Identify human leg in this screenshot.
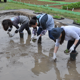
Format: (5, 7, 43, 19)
(67, 40, 80, 60)
(37, 27, 42, 43)
(19, 23, 31, 35)
(65, 39, 80, 53)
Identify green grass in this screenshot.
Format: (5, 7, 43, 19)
(53, 15, 62, 19)
(74, 20, 80, 24)
(0, 2, 80, 24)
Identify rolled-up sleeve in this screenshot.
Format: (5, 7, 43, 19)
(40, 29, 47, 36)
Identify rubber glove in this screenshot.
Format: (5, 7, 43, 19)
(8, 32, 15, 37)
(31, 33, 34, 39)
(36, 35, 40, 42)
(69, 44, 75, 53)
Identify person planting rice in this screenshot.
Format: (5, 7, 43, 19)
(51, 26, 80, 61)
(29, 13, 55, 43)
(2, 15, 31, 38)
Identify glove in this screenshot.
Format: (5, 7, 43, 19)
(36, 35, 40, 42)
(53, 53, 56, 60)
(31, 34, 34, 39)
(31, 34, 37, 42)
(15, 29, 19, 33)
(8, 32, 15, 37)
(69, 44, 75, 53)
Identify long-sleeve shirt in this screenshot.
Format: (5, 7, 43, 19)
(55, 26, 80, 47)
(32, 14, 54, 36)
(37, 14, 54, 30)
(10, 15, 29, 29)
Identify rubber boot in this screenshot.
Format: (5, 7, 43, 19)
(27, 29, 31, 35)
(19, 32, 24, 38)
(38, 36, 42, 44)
(70, 51, 78, 61)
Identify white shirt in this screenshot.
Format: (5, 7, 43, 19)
(55, 26, 80, 47)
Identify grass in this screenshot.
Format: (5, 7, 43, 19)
(74, 20, 80, 24)
(0, 2, 80, 24)
(53, 15, 62, 19)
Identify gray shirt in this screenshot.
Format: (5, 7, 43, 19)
(10, 15, 29, 29)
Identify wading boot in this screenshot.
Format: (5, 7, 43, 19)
(70, 51, 78, 61)
(19, 32, 24, 38)
(27, 30, 31, 35)
(38, 36, 42, 44)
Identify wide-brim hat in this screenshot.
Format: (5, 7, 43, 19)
(50, 28, 63, 39)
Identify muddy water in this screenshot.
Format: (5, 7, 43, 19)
(0, 15, 80, 80)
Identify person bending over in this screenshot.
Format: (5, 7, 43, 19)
(29, 13, 55, 43)
(51, 26, 80, 61)
(2, 15, 31, 37)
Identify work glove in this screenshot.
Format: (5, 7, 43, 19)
(36, 35, 40, 42)
(69, 44, 75, 53)
(31, 34, 34, 39)
(53, 53, 57, 60)
(7, 32, 15, 37)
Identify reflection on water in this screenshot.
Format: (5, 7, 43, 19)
(0, 15, 80, 80)
(31, 44, 62, 80)
(64, 60, 80, 80)
(31, 44, 54, 76)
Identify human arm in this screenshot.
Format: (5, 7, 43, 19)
(11, 17, 19, 29)
(53, 39, 60, 60)
(12, 21, 20, 33)
(40, 29, 47, 36)
(31, 27, 37, 39)
(13, 23, 19, 29)
(32, 27, 37, 35)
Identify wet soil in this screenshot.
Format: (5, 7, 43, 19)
(0, 11, 80, 80)
(14, 0, 56, 5)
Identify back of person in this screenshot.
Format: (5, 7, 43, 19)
(38, 14, 54, 30)
(19, 15, 29, 24)
(61, 26, 80, 40)
(46, 14, 54, 30)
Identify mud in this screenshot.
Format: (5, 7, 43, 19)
(0, 10, 80, 80)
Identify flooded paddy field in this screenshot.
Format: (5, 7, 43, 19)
(0, 12, 80, 80)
